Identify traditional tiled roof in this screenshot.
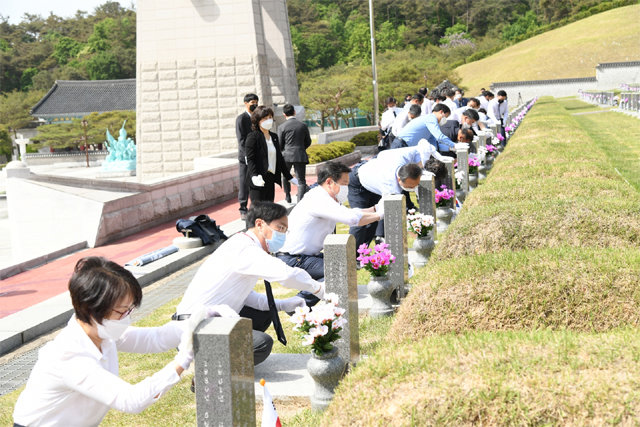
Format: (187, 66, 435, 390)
(31, 79, 136, 119)
(430, 79, 459, 97)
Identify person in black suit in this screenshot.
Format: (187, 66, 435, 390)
(245, 105, 297, 204)
(236, 93, 259, 219)
(278, 103, 312, 203)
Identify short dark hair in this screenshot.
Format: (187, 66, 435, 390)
(418, 87, 428, 96)
(478, 108, 487, 114)
(411, 93, 424, 102)
(445, 89, 455, 98)
(433, 103, 450, 114)
(69, 257, 142, 325)
(468, 98, 480, 108)
(250, 105, 274, 130)
(318, 161, 351, 185)
(246, 202, 287, 228)
(244, 93, 259, 103)
(458, 128, 474, 142)
(408, 104, 422, 118)
(385, 96, 397, 105)
(397, 163, 423, 182)
(425, 158, 447, 179)
(462, 109, 480, 121)
(436, 95, 447, 102)
(485, 91, 494, 98)
(283, 103, 295, 116)
(497, 90, 507, 97)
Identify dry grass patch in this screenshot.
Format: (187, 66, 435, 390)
(320, 329, 640, 425)
(393, 247, 640, 339)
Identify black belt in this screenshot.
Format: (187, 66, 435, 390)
(171, 313, 191, 321)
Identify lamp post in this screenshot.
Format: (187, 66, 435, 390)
(368, 0, 379, 126)
(81, 119, 89, 167)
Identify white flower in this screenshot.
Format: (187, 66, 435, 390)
(332, 317, 347, 330)
(309, 325, 329, 337)
(334, 306, 345, 317)
(455, 170, 465, 186)
(302, 334, 315, 346)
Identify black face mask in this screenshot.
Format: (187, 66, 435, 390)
(249, 104, 257, 112)
(498, 99, 504, 104)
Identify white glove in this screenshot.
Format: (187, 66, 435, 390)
(173, 305, 209, 370)
(276, 296, 306, 313)
(289, 177, 299, 186)
(374, 201, 385, 219)
(174, 339, 194, 370)
(312, 281, 326, 300)
(252, 175, 265, 187)
(206, 304, 239, 318)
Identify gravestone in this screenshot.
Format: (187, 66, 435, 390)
(441, 157, 456, 209)
(455, 143, 470, 199)
(418, 173, 437, 241)
(136, 0, 299, 179)
(383, 195, 408, 300)
(194, 317, 255, 427)
(323, 233, 359, 366)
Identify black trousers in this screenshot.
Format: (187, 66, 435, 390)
(249, 172, 277, 205)
(238, 161, 249, 213)
(347, 163, 382, 254)
(239, 305, 274, 366)
(282, 162, 308, 201)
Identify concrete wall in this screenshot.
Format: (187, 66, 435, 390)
(6, 161, 240, 249)
(491, 78, 597, 102)
(491, 61, 640, 99)
(136, 0, 299, 180)
(23, 151, 109, 166)
(596, 61, 640, 89)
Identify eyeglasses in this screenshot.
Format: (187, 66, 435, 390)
(111, 305, 136, 320)
(267, 223, 289, 234)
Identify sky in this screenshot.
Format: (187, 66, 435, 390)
(1, 0, 136, 24)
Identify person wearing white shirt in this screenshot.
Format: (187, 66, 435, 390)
(487, 90, 509, 138)
(480, 90, 494, 112)
(443, 88, 458, 112)
(276, 162, 384, 305)
(391, 93, 423, 136)
(13, 257, 223, 427)
(348, 152, 423, 251)
(380, 97, 402, 134)
(175, 202, 324, 365)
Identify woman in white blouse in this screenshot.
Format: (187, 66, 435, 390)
(12, 256, 220, 427)
(245, 105, 296, 205)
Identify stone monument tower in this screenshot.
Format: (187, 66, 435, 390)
(136, 0, 299, 179)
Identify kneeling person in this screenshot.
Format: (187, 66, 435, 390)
(277, 161, 383, 305)
(175, 202, 324, 365)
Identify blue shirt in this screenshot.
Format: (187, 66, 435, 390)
(358, 148, 420, 195)
(396, 114, 455, 151)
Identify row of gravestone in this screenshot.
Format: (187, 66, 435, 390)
(618, 92, 640, 113)
(190, 100, 536, 426)
(579, 90, 616, 106)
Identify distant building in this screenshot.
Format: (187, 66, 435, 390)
(31, 79, 136, 124)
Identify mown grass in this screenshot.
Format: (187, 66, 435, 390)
(455, 4, 640, 94)
(301, 96, 640, 425)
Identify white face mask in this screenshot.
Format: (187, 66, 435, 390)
(260, 118, 274, 130)
(96, 316, 131, 341)
(439, 116, 448, 126)
(336, 185, 349, 204)
(400, 185, 417, 192)
(462, 123, 471, 129)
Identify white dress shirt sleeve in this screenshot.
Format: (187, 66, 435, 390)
(314, 202, 363, 227)
(63, 355, 180, 414)
(236, 245, 322, 294)
(243, 290, 270, 311)
(116, 322, 184, 354)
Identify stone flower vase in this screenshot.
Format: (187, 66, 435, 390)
(436, 206, 454, 234)
(478, 164, 487, 181)
(307, 347, 346, 411)
(468, 171, 478, 189)
(368, 274, 395, 317)
(485, 155, 495, 169)
(410, 235, 435, 268)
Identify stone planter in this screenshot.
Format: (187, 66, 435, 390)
(307, 347, 346, 411)
(368, 274, 395, 317)
(455, 188, 467, 203)
(409, 235, 435, 268)
(469, 172, 478, 189)
(436, 206, 454, 234)
(485, 155, 494, 169)
(478, 164, 487, 181)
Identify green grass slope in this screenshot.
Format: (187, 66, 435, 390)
(317, 98, 640, 425)
(456, 4, 640, 95)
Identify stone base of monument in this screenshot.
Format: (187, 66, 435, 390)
(96, 170, 136, 178)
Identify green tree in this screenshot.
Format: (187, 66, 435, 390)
(85, 51, 122, 80)
(20, 67, 39, 90)
(52, 36, 84, 65)
(0, 126, 12, 162)
(0, 89, 45, 137)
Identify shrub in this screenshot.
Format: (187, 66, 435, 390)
(350, 130, 379, 146)
(307, 141, 355, 164)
